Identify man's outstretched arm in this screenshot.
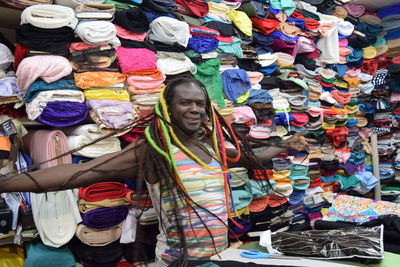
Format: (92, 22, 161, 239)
(227, 132, 313, 169)
(0, 141, 144, 193)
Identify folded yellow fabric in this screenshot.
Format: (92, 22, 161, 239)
(227, 10, 252, 36)
(79, 198, 130, 213)
(84, 89, 130, 101)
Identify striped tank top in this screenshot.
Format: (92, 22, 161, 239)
(146, 144, 228, 267)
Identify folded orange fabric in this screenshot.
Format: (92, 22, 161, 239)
(74, 71, 126, 89)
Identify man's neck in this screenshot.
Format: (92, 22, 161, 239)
(174, 131, 200, 147)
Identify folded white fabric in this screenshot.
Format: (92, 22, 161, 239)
(25, 90, 85, 120)
(257, 53, 278, 67)
(131, 93, 160, 105)
(65, 124, 121, 158)
(21, 4, 78, 29)
(359, 73, 373, 82)
(0, 44, 14, 71)
(148, 17, 190, 47)
(272, 95, 290, 110)
(75, 21, 120, 47)
(55, 0, 105, 9)
(320, 91, 338, 104)
(120, 208, 138, 244)
(359, 82, 375, 94)
(31, 190, 82, 248)
(156, 52, 197, 75)
(335, 20, 354, 37)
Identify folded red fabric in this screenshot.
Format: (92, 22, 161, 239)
(251, 18, 280, 35)
(175, 0, 209, 18)
(79, 182, 127, 202)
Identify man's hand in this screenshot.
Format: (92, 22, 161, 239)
(284, 132, 316, 151)
(230, 240, 243, 249)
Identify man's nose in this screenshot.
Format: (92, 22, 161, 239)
(189, 103, 200, 112)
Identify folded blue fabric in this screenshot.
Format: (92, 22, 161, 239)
(377, 3, 400, 18)
(25, 241, 76, 267)
(26, 79, 80, 103)
(260, 63, 278, 74)
(188, 36, 219, 53)
(275, 112, 294, 125)
(221, 69, 251, 103)
(143, 10, 175, 23)
(346, 46, 363, 62)
(286, 17, 305, 30)
(385, 28, 400, 40)
(289, 190, 305, 205)
(355, 171, 378, 190)
(248, 179, 274, 199)
(231, 185, 253, 210)
(270, 31, 299, 42)
(347, 118, 359, 127)
(252, 31, 275, 46)
(321, 174, 338, 183)
(380, 169, 395, 180)
(247, 89, 273, 104)
(358, 102, 375, 114)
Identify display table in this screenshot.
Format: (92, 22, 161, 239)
(239, 242, 399, 267)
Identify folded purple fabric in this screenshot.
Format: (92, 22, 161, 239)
(81, 206, 128, 229)
(86, 99, 134, 129)
(36, 101, 88, 127)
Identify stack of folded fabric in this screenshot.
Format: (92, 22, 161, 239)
(15, 4, 76, 63)
(126, 69, 165, 118)
(74, 181, 129, 265)
(111, 6, 165, 139)
(14, 5, 88, 126)
(69, 2, 138, 135)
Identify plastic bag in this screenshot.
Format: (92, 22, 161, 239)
(269, 225, 384, 259)
(0, 245, 24, 267)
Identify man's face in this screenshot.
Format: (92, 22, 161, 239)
(169, 82, 207, 138)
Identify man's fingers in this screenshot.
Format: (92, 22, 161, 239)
(293, 131, 308, 137)
(304, 138, 318, 143)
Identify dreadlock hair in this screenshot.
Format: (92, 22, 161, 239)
(0, 77, 286, 266)
(144, 77, 283, 265)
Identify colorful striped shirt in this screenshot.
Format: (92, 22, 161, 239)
(147, 144, 228, 266)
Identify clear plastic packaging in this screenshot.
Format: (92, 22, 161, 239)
(270, 225, 384, 259)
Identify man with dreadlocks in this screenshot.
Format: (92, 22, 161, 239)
(1, 78, 312, 266)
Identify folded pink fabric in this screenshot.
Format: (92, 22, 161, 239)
(25, 130, 71, 169)
(16, 55, 72, 91)
(116, 47, 156, 73)
(69, 42, 109, 53)
(339, 38, 348, 47)
(343, 3, 365, 17)
(115, 24, 146, 42)
(318, 23, 335, 37)
(296, 36, 316, 54)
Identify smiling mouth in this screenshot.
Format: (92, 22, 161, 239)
(186, 118, 201, 124)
